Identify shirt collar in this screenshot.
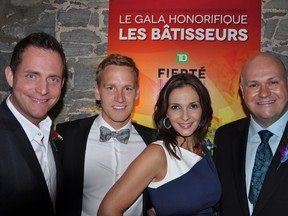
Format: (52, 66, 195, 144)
(250, 110, 288, 138)
(6, 95, 52, 142)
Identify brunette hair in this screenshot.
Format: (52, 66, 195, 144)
(9, 32, 67, 79)
(153, 73, 213, 159)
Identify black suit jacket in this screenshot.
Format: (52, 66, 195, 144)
(56, 115, 156, 216)
(214, 117, 288, 216)
(0, 99, 65, 216)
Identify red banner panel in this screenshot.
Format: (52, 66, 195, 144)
(108, 0, 261, 138)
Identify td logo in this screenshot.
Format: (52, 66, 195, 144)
(176, 52, 188, 64)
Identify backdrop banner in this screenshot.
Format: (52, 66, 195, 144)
(108, 0, 261, 139)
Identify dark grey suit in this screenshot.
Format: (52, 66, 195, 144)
(0, 99, 65, 216)
(56, 115, 156, 216)
(214, 117, 288, 216)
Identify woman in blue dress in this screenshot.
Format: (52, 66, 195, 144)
(98, 73, 221, 216)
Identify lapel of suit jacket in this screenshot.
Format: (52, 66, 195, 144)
(132, 122, 156, 145)
(57, 115, 96, 199)
(14, 127, 51, 188)
(50, 135, 65, 205)
(57, 115, 96, 162)
(54, 115, 97, 215)
(75, 116, 97, 173)
(1, 101, 52, 196)
(252, 121, 288, 216)
(232, 119, 251, 216)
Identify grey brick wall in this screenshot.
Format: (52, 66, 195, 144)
(0, 0, 287, 124)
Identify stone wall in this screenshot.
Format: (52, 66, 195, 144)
(0, 0, 287, 123)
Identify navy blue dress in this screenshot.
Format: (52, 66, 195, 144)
(147, 141, 221, 216)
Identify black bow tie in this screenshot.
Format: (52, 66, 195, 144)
(99, 126, 130, 144)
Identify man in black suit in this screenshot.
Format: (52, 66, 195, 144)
(56, 54, 156, 216)
(0, 32, 67, 215)
(214, 52, 288, 216)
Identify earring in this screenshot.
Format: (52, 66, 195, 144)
(163, 116, 171, 129)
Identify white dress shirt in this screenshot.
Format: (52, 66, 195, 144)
(6, 96, 57, 209)
(246, 111, 288, 215)
(81, 114, 146, 216)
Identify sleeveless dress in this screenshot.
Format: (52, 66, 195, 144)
(147, 141, 221, 216)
